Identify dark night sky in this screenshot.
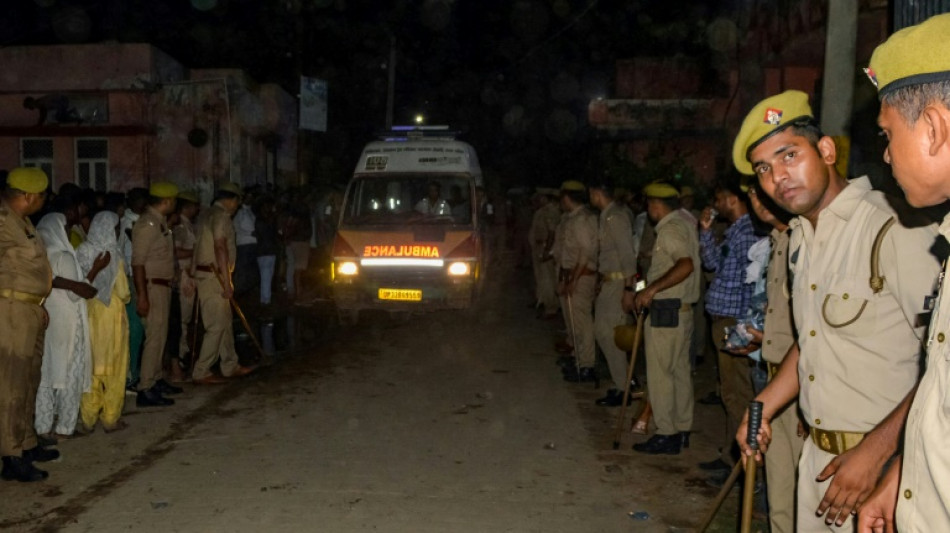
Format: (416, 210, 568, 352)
(3, 0, 737, 187)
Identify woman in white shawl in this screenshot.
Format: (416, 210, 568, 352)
(34, 212, 104, 438)
(77, 211, 131, 432)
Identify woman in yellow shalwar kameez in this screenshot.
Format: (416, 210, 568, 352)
(77, 211, 131, 432)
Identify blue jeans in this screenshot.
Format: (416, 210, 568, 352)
(257, 255, 276, 304)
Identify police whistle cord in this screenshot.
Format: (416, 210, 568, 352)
(696, 400, 763, 533)
(211, 264, 267, 362)
(741, 401, 764, 533)
(612, 310, 645, 450)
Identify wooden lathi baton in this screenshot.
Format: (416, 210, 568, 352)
(211, 264, 266, 362)
(612, 310, 645, 450)
(740, 400, 764, 533)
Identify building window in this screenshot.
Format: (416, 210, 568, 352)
(76, 138, 108, 191)
(20, 138, 54, 181)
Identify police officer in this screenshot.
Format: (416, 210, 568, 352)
(529, 188, 561, 318)
(0, 168, 57, 482)
(172, 191, 200, 373)
(191, 182, 256, 384)
(733, 91, 939, 531)
(856, 14, 950, 533)
(628, 182, 700, 455)
(589, 180, 639, 405)
(132, 182, 181, 407)
(555, 181, 598, 384)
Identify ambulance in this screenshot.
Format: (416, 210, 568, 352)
(330, 127, 485, 324)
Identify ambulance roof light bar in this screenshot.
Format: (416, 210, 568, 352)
(378, 125, 459, 142)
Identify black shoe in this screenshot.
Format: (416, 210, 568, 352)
(562, 367, 599, 386)
(136, 388, 175, 407)
(681, 431, 691, 449)
(595, 389, 638, 407)
(698, 391, 722, 406)
(24, 446, 59, 463)
(698, 457, 731, 473)
(1, 456, 48, 482)
(705, 469, 732, 489)
(556, 355, 576, 369)
(36, 434, 57, 447)
(633, 434, 682, 455)
(155, 379, 183, 395)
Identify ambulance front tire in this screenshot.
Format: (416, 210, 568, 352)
(338, 309, 359, 327)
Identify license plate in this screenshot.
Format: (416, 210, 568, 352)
(378, 288, 422, 301)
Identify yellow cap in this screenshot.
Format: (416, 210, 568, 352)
(149, 181, 179, 198)
(679, 185, 695, 197)
(643, 182, 680, 199)
(7, 167, 49, 194)
(867, 14, 950, 96)
(535, 187, 559, 197)
(217, 182, 243, 197)
(732, 90, 814, 175)
(177, 190, 199, 204)
(560, 180, 586, 192)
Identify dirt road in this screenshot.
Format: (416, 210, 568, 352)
(0, 253, 761, 532)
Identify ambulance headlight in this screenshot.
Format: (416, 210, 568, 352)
(447, 261, 470, 276)
(337, 261, 359, 276)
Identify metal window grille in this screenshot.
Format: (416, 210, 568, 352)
(75, 138, 109, 191)
(20, 138, 54, 181)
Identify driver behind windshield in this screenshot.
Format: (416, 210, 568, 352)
(414, 182, 451, 216)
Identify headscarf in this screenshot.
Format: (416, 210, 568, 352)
(37, 212, 79, 267)
(76, 211, 121, 305)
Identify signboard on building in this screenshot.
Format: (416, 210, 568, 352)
(299, 76, 327, 132)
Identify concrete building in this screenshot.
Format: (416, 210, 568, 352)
(0, 43, 298, 196)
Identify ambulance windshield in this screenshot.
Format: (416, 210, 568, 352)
(343, 174, 474, 226)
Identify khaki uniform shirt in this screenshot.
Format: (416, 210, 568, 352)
(789, 177, 938, 433)
(131, 206, 175, 279)
(556, 206, 597, 270)
(0, 201, 52, 296)
(551, 213, 567, 268)
(193, 202, 237, 274)
(530, 203, 560, 250)
(761, 228, 795, 364)
(598, 201, 637, 277)
(172, 214, 196, 273)
(897, 214, 950, 531)
(647, 209, 700, 303)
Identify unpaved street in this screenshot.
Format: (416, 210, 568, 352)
(0, 254, 762, 532)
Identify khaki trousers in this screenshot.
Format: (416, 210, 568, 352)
(712, 316, 754, 465)
(798, 439, 855, 532)
(192, 275, 240, 379)
(564, 275, 596, 368)
(596, 279, 632, 390)
(0, 299, 45, 457)
(766, 398, 805, 533)
(138, 284, 171, 391)
(645, 309, 694, 435)
(178, 283, 196, 358)
(532, 252, 559, 315)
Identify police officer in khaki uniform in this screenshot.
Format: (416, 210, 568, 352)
(856, 14, 950, 533)
(589, 180, 639, 405)
(529, 188, 561, 318)
(172, 191, 200, 370)
(628, 182, 699, 455)
(555, 181, 598, 383)
(0, 168, 57, 482)
(733, 91, 940, 531)
(132, 182, 181, 407)
(191, 182, 256, 384)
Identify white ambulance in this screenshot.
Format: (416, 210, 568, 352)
(330, 127, 485, 324)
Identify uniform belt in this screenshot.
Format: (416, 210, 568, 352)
(148, 278, 172, 287)
(809, 427, 865, 455)
(195, 265, 214, 273)
(600, 271, 625, 281)
(560, 266, 597, 279)
(766, 362, 780, 381)
(0, 288, 46, 306)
